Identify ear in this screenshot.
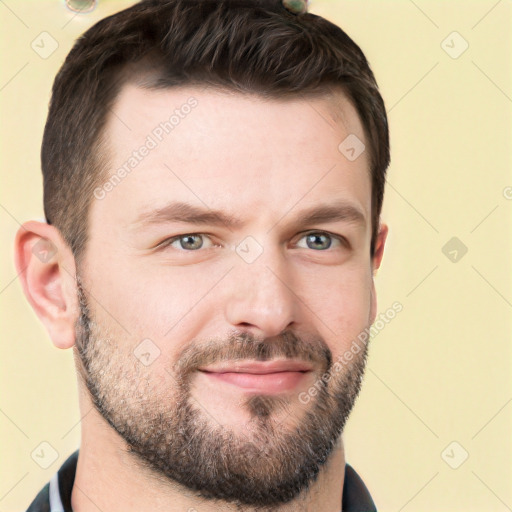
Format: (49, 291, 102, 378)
(369, 223, 388, 325)
(14, 220, 79, 349)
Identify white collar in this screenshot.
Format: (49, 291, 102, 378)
(49, 471, 65, 512)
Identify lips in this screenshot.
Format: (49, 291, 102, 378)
(198, 359, 313, 374)
(198, 359, 313, 393)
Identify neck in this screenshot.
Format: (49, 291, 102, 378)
(72, 391, 345, 512)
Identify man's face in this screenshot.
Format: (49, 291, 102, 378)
(75, 84, 381, 507)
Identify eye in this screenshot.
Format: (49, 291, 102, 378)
(157, 231, 347, 253)
(159, 233, 216, 251)
(296, 231, 346, 251)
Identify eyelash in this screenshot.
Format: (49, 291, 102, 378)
(157, 231, 348, 252)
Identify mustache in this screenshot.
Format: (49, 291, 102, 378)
(173, 330, 332, 381)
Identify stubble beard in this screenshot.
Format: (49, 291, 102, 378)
(73, 279, 369, 510)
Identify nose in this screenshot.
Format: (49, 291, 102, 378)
(224, 246, 298, 339)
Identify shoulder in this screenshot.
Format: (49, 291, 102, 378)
(25, 483, 50, 512)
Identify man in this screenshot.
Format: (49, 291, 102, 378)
(16, 0, 389, 510)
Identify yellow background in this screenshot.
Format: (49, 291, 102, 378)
(1, 1, 511, 510)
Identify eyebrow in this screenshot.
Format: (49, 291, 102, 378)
(132, 200, 366, 232)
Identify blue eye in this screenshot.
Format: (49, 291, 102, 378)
(162, 234, 215, 251)
(296, 231, 344, 251)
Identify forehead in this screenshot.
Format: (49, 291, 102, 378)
(91, 84, 371, 234)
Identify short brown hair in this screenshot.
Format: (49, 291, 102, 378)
(42, 0, 389, 265)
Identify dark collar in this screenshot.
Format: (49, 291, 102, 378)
(27, 450, 376, 512)
(342, 462, 377, 512)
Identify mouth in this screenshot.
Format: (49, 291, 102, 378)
(197, 360, 313, 394)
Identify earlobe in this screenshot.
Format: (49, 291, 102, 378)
(14, 221, 78, 349)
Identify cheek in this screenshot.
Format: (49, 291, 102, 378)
(83, 314, 179, 403)
(303, 264, 373, 356)
(85, 254, 222, 348)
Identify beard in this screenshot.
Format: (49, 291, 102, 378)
(73, 277, 370, 510)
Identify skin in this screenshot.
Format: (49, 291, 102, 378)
(15, 84, 387, 511)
